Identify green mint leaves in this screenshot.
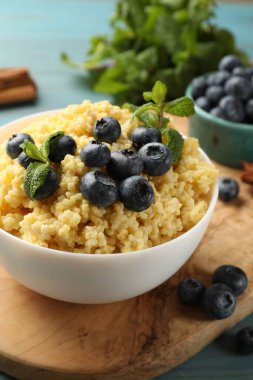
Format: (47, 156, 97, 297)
(130, 80, 194, 165)
(21, 131, 64, 164)
(24, 162, 50, 200)
(21, 131, 64, 200)
(40, 131, 64, 158)
(143, 80, 168, 105)
(164, 97, 195, 116)
(20, 141, 47, 163)
(165, 129, 184, 164)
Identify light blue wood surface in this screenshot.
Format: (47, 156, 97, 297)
(0, 1, 253, 379)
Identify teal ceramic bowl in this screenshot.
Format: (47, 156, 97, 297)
(186, 84, 253, 168)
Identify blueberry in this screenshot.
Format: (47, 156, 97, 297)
(225, 77, 252, 101)
(245, 99, 253, 121)
(18, 152, 36, 169)
(80, 171, 118, 207)
(219, 96, 245, 122)
(138, 142, 173, 176)
(119, 175, 154, 212)
(206, 86, 225, 105)
(212, 265, 248, 297)
(177, 278, 206, 306)
(202, 284, 236, 320)
(106, 149, 143, 181)
(219, 177, 239, 202)
(49, 135, 77, 163)
(207, 71, 230, 86)
(6, 133, 34, 159)
(34, 167, 59, 200)
(195, 96, 211, 112)
(191, 76, 207, 99)
(130, 127, 162, 150)
(236, 327, 253, 354)
(218, 55, 242, 72)
(210, 107, 224, 118)
(232, 67, 253, 80)
(93, 117, 121, 144)
(80, 140, 111, 167)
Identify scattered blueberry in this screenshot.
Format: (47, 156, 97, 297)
(18, 151, 36, 169)
(106, 149, 143, 180)
(177, 278, 206, 305)
(236, 327, 253, 355)
(219, 96, 245, 122)
(191, 76, 208, 99)
(212, 265, 248, 297)
(6, 133, 34, 159)
(80, 170, 118, 207)
(245, 99, 253, 121)
(195, 96, 211, 112)
(225, 77, 252, 101)
(138, 142, 173, 176)
(119, 175, 154, 212)
(219, 177, 239, 202)
(49, 134, 77, 163)
(208, 71, 230, 86)
(80, 140, 111, 167)
(130, 127, 162, 150)
(206, 86, 225, 105)
(202, 283, 236, 320)
(218, 55, 242, 72)
(34, 167, 59, 200)
(210, 107, 224, 118)
(93, 117, 121, 144)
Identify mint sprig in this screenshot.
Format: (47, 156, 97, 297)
(20, 131, 64, 200)
(24, 162, 50, 200)
(130, 80, 195, 165)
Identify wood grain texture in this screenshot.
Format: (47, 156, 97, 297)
(0, 2, 253, 379)
(0, 117, 252, 380)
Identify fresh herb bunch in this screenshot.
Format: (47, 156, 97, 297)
(127, 80, 195, 164)
(61, 0, 247, 105)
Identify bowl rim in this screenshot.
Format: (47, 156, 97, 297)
(0, 110, 219, 259)
(186, 82, 253, 132)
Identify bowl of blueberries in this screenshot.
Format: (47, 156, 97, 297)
(186, 55, 253, 168)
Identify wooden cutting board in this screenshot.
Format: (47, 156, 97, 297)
(0, 118, 252, 380)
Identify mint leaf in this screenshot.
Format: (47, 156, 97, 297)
(164, 97, 195, 117)
(143, 91, 152, 102)
(40, 131, 64, 159)
(166, 128, 184, 165)
(133, 103, 159, 119)
(151, 80, 168, 105)
(138, 111, 158, 128)
(122, 103, 138, 112)
(24, 162, 50, 200)
(20, 141, 47, 163)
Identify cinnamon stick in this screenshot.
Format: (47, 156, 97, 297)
(0, 85, 36, 106)
(0, 67, 37, 106)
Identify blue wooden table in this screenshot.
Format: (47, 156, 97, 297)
(0, 1, 253, 379)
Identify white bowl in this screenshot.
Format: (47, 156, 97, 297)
(0, 111, 218, 304)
